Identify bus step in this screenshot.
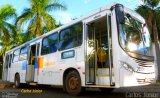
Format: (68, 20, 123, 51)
(29, 82, 37, 86)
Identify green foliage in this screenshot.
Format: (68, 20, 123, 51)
(16, 0, 66, 41)
(0, 4, 16, 21)
(143, 0, 160, 8)
(0, 5, 20, 57)
(136, 0, 160, 41)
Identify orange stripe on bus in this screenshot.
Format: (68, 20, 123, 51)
(37, 57, 44, 75)
(38, 57, 44, 68)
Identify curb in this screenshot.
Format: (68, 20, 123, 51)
(0, 80, 13, 90)
(0, 84, 5, 90)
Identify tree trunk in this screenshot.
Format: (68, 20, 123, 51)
(153, 20, 160, 81)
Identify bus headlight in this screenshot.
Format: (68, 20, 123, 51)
(127, 42, 137, 51)
(121, 61, 135, 72)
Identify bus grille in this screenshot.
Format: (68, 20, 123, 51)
(133, 58, 153, 67)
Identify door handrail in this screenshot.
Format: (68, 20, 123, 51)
(86, 40, 98, 63)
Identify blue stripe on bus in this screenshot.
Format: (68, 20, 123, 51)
(22, 61, 27, 70)
(35, 59, 38, 69)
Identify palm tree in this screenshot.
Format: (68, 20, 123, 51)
(0, 4, 18, 57)
(16, 0, 66, 41)
(136, 0, 160, 80)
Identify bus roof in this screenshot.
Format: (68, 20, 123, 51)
(6, 37, 41, 54)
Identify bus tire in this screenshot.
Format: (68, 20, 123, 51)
(14, 74, 20, 88)
(65, 71, 84, 96)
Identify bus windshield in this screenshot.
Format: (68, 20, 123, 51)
(119, 14, 153, 56)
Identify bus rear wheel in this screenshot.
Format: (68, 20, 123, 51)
(65, 71, 84, 96)
(14, 74, 20, 88)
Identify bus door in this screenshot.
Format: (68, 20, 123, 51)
(3, 53, 12, 81)
(85, 22, 97, 84)
(26, 43, 39, 82)
(85, 13, 114, 86)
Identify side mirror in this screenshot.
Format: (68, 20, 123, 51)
(115, 4, 125, 24)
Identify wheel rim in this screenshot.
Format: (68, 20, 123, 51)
(15, 80, 18, 86)
(15, 76, 19, 87)
(68, 76, 79, 90)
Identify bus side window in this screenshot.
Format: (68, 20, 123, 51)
(59, 22, 83, 51)
(5, 55, 9, 68)
(37, 43, 40, 56)
(41, 32, 58, 55)
(19, 46, 28, 60)
(9, 54, 12, 68)
(13, 49, 20, 62)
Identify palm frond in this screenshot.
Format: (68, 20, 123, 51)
(16, 8, 33, 24)
(3, 21, 17, 34)
(16, 8, 33, 32)
(136, 5, 152, 18)
(0, 4, 17, 21)
(45, 0, 67, 12)
(15, 0, 67, 40)
(43, 12, 56, 30)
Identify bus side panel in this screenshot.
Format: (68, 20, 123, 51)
(61, 61, 86, 86)
(37, 46, 85, 86)
(37, 52, 62, 85)
(10, 62, 18, 82)
(10, 60, 27, 83)
(58, 46, 85, 86)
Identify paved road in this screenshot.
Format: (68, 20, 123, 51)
(0, 84, 160, 98)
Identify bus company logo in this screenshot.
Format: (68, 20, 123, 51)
(45, 60, 56, 67)
(1, 92, 18, 98)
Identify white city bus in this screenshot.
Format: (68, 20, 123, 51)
(2, 3, 156, 95)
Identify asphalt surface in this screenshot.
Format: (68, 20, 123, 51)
(0, 83, 160, 98)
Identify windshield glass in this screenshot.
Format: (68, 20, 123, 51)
(119, 14, 153, 56)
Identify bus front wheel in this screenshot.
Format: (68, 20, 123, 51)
(65, 71, 84, 96)
(14, 74, 20, 88)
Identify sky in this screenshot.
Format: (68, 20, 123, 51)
(0, 0, 142, 24)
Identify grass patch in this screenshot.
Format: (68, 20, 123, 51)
(156, 80, 160, 83)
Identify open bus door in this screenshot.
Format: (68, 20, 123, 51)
(3, 53, 12, 81)
(85, 14, 114, 86)
(26, 43, 40, 82)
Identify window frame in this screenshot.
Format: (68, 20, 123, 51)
(41, 32, 59, 55)
(4, 54, 9, 68)
(12, 48, 20, 63)
(19, 46, 28, 61)
(61, 50, 75, 59)
(59, 22, 83, 51)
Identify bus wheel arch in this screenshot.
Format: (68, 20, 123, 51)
(14, 73, 20, 88)
(63, 68, 84, 96)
